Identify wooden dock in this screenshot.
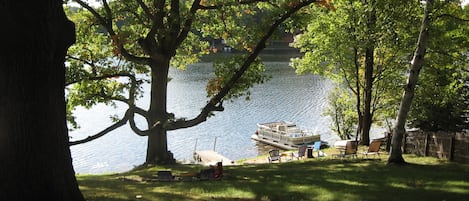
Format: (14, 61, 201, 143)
(193, 150, 234, 166)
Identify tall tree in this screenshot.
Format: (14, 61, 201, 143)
(291, 0, 417, 144)
(388, 0, 469, 164)
(67, 0, 319, 164)
(0, 0, 84, 200)
(388, 0, 431, 164)
(408, 2, 469, 132)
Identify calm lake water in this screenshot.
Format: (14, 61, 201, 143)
(70, 61, 340, 174)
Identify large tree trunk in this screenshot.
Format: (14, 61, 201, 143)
(361, 46, 374, 145)
(0, 1, 84, 200)
(388, 0, 432, 165)
(360, 1, 376, 146)
(146, 59, 175, 164)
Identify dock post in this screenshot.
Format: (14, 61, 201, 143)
(194, 138, 198, 153)
(213, 137, 218, 151)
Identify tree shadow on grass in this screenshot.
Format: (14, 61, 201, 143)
(78, 159, 469, 201)
(221, 159, 469, 201)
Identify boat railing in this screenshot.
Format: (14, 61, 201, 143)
(255, 123, 321, 147)
(259, 127, 317, 141)
(258, 128, 283, 141)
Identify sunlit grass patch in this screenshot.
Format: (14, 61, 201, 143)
(77, 154, 469, 201)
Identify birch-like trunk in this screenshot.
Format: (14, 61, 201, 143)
(388, 0, 432, 164)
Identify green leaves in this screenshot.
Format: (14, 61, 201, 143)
(208, 55, 270, 101)
(291, 0, 422, 137)
(405, 1, 469, 132)
(323, 86, 357, 140)
(65, 0, 319, 138)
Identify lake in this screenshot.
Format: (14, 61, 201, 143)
(70, 61, 340, 174)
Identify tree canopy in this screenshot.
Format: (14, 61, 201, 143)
(290, 0, 420, 144)
(407, 2, 469, 132)
(291, 0, 469, 145)
(66, 0, 323, 163)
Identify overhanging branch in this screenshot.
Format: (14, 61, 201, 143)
(67, 71, 150, 143)
(198, 0, 270, 9)
(69, 111, 129, 146)
(65, 72, 136, 86)
(166, 0, 318, 131)
(73, 0, 151, 65)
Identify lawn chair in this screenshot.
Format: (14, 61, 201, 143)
(343, 140, 358, 158)
(333, 140, 358, 159)
(268, 149, 281, 163)
(291, 145, 307, 160)
(361, 140, 382, 159)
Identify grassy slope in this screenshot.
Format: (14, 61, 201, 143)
(77, 154, 469, 201)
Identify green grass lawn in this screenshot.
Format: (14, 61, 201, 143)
(77, 154, 469, 201)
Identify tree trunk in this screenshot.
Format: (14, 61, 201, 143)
(0, 1, 84, 200)
(388, 0, 432, 165)
(360, 1, 376, 146)
(353, 48, 363, 142)
(361, 46, 374, 146)
(145, 59, 175, 164)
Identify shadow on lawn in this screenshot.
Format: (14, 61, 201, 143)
(219, 159, 469, 201)
(78, 159, 469, 201)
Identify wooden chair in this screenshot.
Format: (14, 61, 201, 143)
(291, 145, 308, 160)
(333, 140, 358, 159)
(362, 140, 382, 159)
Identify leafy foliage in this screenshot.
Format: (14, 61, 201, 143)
(323, 86, 357, 140)
(290, 0, 419, 139)
(410, 67, 468, 131)
(65, 0, 319, 163)
(407, 2, 469, 132)
(208, 56, 269, 101)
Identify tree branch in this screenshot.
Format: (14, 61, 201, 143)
(175, 0, 201, 48)
(70, 0, 318, 137)
(435, 13, 469, 22)
(66, 55, 96, 70)
(166, 0, 318, 130)
(73, 0, 152, 65)
(166, 0, 181, 54)
(147, 0, 165, 40)
(69, 111, 129, 145)
(68, 71, 149, 143)
(102, 0, 113, 26)
(74, 0, 108, 26)
(128, 105, 151, 136)
(121, 7, 148, 25)
(66, 72, 135, 86)
(198, 0, 270, 9)
(135, 0, 155, 19)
